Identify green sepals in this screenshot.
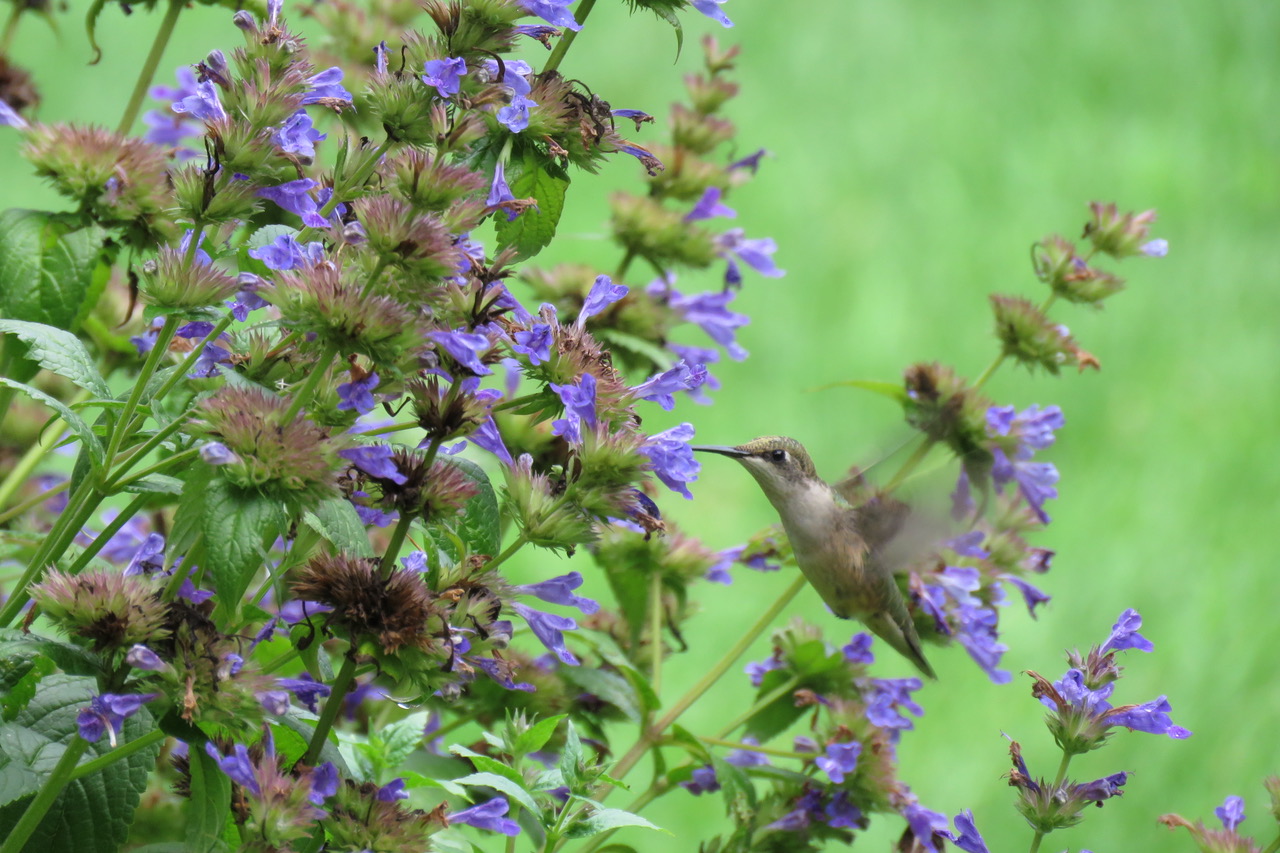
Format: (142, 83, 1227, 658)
(138, 247, 240, 312)
(991, 294, 1097, 375)
(557, 719, 587, 792)
(1082, 201, 1159, 259)
(171, 163, 263, 227)
(365, 74, 440, 148)
(901, 362, 993, 481)
(610, 192, 718, 270)
(1032, 234, 1125, 304)
(670, 104, 734, 154)
(494, 150, 570, 260)
(501, 457, 597, 553)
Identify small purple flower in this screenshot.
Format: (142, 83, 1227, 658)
(430, 329, 494, 375)
(498, 94, 535, 133)
(1215, 795, 1246, 831)
(578, 275, 629, 326)
(0, 99, 29, 129)
(481, 59, 533, 97)
(715, 228, 783, 286)
(171, 80, 226, 121)
(725, 736, 769, 767)
(745, 653, 782, 687)
(302, 67, 352, 104)
(666, 287, 750, 360)
(125, 645, 167, 671)
(728, 148, 767, 173)
(902, 799, 949, 853)
(272, 110, 325, 162)
(280, 599, 334, 624)
(204, 742, 261, 795)
(310, 762, 339, 803)
(815, 741, 861, 784)
(954, 601, 1012, 684)
(941, 810, 990, 853)
(631, 361, 709, 410)
(248, 233, 325, 270)
(469, 417, 513, 466)
(78, 693, 159, 746)
(684, 186, 736, 222)
(278, 673, 331, 713)
(945, 530, 989, 559)
(423, 57, 467, 98)
(487, 161, 519, 221)
(517, 571, 600, 615)
(1100, 607, 1154, 654)
(680, 765, 720, 795)
(865, 678, 925, 732)
(512, 323, 553, 364)
(257, 178, 328, 228)
(448, 797, 521, 835)
(691, 0, 733, 27)
(517, 0, 582, 31)
(340, 444, 408, 485)
(825, 790, 864, 828)
(514, 24, 562, 46)
(1141, 238, 1169, 258)
(550, 372, 598, 444)
(1107, 696, 1192, 739)
(1077, 771, 1128, 802)
(1002, 575, 1051, 617)
(842, 632, 875, 665)
(512, 603, 579, 665)
(377, 778, 409, 801)
(337, 372, 379, 414)
(123, 532, 166, 576)
(258, 690, 291, 715)
(640, 422, 700, 499)
(200, 441, 239, 466)
(765, 786, 825, 831)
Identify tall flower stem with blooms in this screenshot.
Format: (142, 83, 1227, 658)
(115, 0, 187, 134)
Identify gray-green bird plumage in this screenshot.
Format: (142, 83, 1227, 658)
(694, 436, 936, 679)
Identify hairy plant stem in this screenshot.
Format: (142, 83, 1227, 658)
(598, 573, 809, 800)
(105, 314, 181, 469)
(305, 653, 358, 765)
(115, 0, 185, 134)
(378, 510, 415, 577)
(68, 727, 166, 781)
(540, 0, 598, 75)
(485, 533, 528, 572)
(1028, 750, 1075, 853)
(0, 736, 90, 853)
(281, 341, 340, 423)
(715, 674, 802, 739)
(150, 311, 236, 404)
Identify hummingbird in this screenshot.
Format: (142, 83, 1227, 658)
(694, 436, 937, 679)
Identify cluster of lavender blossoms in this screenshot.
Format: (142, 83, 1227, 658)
(0, 0, 1198, 851)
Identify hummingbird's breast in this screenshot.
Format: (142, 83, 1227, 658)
(772, 484, 876, 620)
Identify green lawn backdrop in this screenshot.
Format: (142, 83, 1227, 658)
(1, 0, 1277, 850)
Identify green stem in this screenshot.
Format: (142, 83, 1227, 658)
(356, 421, 418, 437)
(698, 736, 809, 760)
(150, 312, 235, 404)
(541, 0, 598, 75)
(0, 483, 104, 627)
(64, 493, 151, 577)
(485, 534, 528, 572)
(0, 390, 89, 511)
(281, 341, 340, 423)
(1029, 750, 1075, 853)
(68, 728, 166, 781)
(304, 653, 357, 765)
(105, 315, 180, 471)
(601, 573, 809, 796)
(115, 0, 185, 134)
(0, 478, 68, 525)
(883, 437, 935, 493)
(162, 533, 204, 602)
(295, 137, 397, 243)
(0, 0, 22, 55)
(0, 736, 90, 853)
(714, 675, 802, 739)
(106, 445, 200, 494)
(378, 510, 415, 577)
(1263, 836, 1280, 853)
(648, 571, 664, 696)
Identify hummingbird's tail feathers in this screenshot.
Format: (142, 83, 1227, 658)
(863, 611, 937, 681)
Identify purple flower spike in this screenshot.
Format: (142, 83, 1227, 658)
(517, 571, 600, 615)
(340, 444, 408, 484)
(1216, 795, 1246, 831)
(448, 797, 522, 835)
(512, 603, 579, 665)
(423, 57, 467, 98)
(815, 741, 861, 784)
(1101, 608, 1154, 653)
(248, 233, 325, 271)
(691, 0, 733, 27)
(517, 0, 582, 31)
(941, 810, 990, 853)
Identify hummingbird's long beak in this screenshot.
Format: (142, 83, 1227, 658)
(691, 445, 750, 458)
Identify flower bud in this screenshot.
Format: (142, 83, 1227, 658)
(138, 247, 240, 311)
(1082, 202, 1161, 259)
(610, 192, 717, 269)
(31, 570, 170, 651)
(990, 295, 1098, 374)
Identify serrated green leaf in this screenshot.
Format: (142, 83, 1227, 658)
(0, 210, 108, 334)
(493, 152, 569, 260)
(0, 320, 110, 398)
(0, 726, 43, 806)
(378, 714, 428, 769)
(170, 460, 214, 555)
(303, 498, 373, 558)
(186, 744, 233, 853)
(563, 807, 667, 839)
(0, 674, 160, 853)
(274, 714, 346, 773)
(454, 771, 540, 815)
(0, 651, 55, 722)
(0, 377, 105, 471)
(425, 457, 500, 562)
(557, 720, 585, 790)
(201, 477, 286, 619)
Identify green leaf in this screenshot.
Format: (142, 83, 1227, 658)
(186, 744, 233, 853)
(454, 771, 540, 815)
(201, 477, 286, 619)
(513, 713, 567, 756)
(170, 460, 214, 556)
(396, 770, 466, 798)
(0, 320, 111, 398)
(0, 377, 106, 471)
(0, 650, 56, 723)
(0, 210, 108, 333)
(425, 457, 500, 562)
(563, 807, 667, 839)
(303, 498, 374, 558)
(560, 666, 643, 723)
(0, 674, 161, 853)
(449, 745, 526, 788)
(648, 6, 684, 60)
(493, 151, 569, 260)
(377, 714, 429, 769)
(808, 378, 908, 404)
(557, 720, 585, 790)
(118, 474, 186, 497)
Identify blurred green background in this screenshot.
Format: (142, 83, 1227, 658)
(2, 0, 1278, 850)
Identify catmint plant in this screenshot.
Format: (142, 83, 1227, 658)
(0, 0, 1224, 852)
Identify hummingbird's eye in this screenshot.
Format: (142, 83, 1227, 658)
(769, 448, 787, 463)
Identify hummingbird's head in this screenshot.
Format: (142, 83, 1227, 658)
(693, 436, 819, 504)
